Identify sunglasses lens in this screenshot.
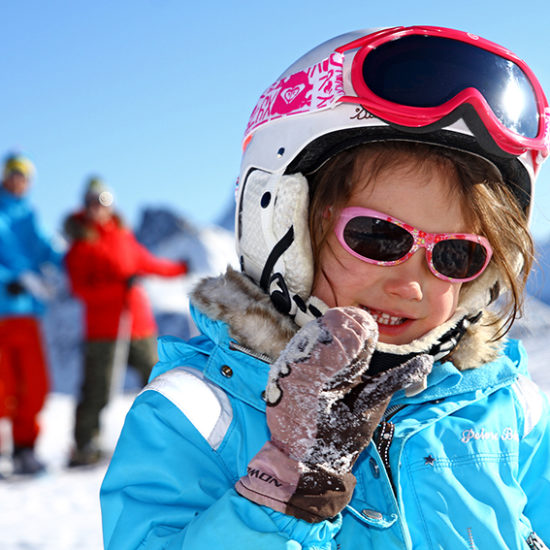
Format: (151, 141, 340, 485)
(362, 35, 539, 138)
(343, 217, 414, 261)
(432, 239, 488, 279)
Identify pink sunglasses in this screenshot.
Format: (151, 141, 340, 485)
(334, 207, 493, 283)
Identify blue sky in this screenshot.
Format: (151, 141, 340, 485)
(3, 0, 550, 242)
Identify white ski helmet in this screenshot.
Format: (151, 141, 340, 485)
(236, 25, 550, 325)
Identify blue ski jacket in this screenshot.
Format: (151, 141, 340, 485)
(0, 187, 63, 316)
(101, 303, 550, 550)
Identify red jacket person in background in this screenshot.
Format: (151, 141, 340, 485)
(64, 177, 188, 466)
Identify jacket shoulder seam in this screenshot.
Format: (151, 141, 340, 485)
(142, 366, 233, 450)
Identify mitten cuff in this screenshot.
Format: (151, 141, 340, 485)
(235, 441, 356, 523)
(235, 441, 302, 515)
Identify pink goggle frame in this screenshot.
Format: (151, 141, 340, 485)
(337, 26, 550, 157)
(334, 207, 493, 283)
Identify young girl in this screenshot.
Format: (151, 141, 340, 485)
(100, 26, 550, 549)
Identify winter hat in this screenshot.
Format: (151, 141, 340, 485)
(84, 176, 114, 207)
(3, 154, 35, 180)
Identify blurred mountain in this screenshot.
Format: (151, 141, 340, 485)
(134, 207, 197, 249)
(526, 240, 550, 304)
(216, 193, 236, 232)
(509, 293, 550, 390)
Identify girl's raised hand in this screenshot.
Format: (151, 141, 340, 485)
(236, 307, 432, 522)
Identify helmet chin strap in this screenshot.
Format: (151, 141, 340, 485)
(266, 269, 330, 326)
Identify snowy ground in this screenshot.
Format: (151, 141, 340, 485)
(0, 393, 135, 550)
(1, 343, 549, 550)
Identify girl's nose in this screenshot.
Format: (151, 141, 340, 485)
(382, 250, 427, 301)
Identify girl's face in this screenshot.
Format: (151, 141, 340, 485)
(312, 160, 468, 345)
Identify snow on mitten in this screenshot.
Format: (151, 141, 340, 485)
(235, 306, 433, 523)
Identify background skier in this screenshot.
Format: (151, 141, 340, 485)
(64, 177, 189, 466)
(0, 153, 63, 475)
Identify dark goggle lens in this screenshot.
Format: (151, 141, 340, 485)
(432, 239, 488, 279)
(362, 35, 539, 138)
(343, 216, 414, 261)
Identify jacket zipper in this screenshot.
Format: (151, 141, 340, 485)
(376, 421, 395, 484)
(375, 405, 406, 490)
(228, 341, 272, 364)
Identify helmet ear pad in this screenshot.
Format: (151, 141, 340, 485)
(237, 170, 325, 324)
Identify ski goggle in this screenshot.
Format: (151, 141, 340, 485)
(334, 207, 493, 283)
(336, 26, 550, 157)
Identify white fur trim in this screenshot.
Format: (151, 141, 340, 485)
(142, 367, 233, 450)
(191, 267, 297, 360)
(238, 170, 314, 310)
(512, 374, 545, 437)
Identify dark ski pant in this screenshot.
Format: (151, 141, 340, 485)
(74, 337, 157, 450)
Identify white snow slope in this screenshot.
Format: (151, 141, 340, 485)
(0, 395, 133, 550)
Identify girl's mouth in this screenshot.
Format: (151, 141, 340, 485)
(360, 306, 408, 327)
(359, 306, 417, 343)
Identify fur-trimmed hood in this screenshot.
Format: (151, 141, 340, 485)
(191, 266, 505, 370)
(191, 267, 297, 360)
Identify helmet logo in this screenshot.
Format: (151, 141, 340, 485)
(244, 52, 345, 144)
(281, 83, 307, 105)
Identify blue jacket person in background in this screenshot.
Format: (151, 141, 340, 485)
(0, 153, 63, 475)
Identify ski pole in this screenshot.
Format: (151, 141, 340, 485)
(108, 299, 132, 403)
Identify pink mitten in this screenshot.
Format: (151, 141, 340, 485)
(235, 306, 432, 522)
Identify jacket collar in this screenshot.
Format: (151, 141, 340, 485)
(190, 267, 297, 361)
(187, 302, 271, 411)
(391, 339, 523, 407)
